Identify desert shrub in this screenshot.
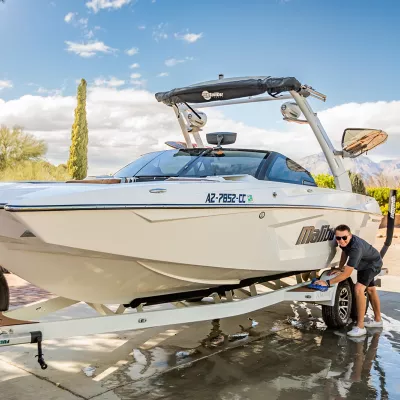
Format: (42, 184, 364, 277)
(0, 160, 70, 181)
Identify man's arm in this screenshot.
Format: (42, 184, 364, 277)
(327, 250, 347, 275)
(314, 265, 354, 286)
(338, 251, 347, 271)
(328, 265, 354, 285)
(328, 247, 362, 284)
(315, 248, 361, 286)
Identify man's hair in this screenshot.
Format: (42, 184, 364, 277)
(335, 224, 351, 233)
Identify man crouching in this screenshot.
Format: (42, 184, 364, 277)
(314, 224, 383, 337)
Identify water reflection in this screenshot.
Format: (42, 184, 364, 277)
(110, 319, 400, 400)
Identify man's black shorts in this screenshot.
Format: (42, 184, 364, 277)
(357, 267, 381, 287)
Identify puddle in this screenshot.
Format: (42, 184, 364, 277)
(100, 316, 263, 393)
(110, 322, 400, 400)
(99, 298, 400, 399)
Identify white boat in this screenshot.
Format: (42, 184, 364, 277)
(0, 76, 387, 305)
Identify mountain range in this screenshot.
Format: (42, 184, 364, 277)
(298, 153, 400, 187)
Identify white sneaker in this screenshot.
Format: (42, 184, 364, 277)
(347, 327, 367, 337)
(364, 320, 383, 328)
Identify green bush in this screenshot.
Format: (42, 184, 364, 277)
(313, 174, 336, 189)
(313, 174, 399, 214)
(366, 187, 400, 215)
(0, 160, 70, 181)
(313, 172, 366, 193)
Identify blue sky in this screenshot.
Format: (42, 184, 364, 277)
(1, 0, 399, 104)
(0, 0, 399, 173)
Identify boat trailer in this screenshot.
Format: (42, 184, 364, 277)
(0, 190, 396, 369)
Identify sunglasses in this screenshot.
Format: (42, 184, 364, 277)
(335, 236, 348, 241)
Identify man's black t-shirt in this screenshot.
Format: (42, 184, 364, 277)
(339, 235, 383, 271)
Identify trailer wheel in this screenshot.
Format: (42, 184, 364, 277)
(0, 272, 10, 312)
(322, 280, 352, 328)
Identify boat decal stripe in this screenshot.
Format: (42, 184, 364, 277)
(3, 203, 382, 216)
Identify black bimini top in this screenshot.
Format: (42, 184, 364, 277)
(155, 76, 302, 105)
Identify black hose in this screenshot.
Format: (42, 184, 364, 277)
(380, 189, 397, 258)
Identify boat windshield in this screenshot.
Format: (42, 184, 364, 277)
(114, 149, 270, 179)
(113, 148, 316, 186)
(180, 149, 269, 177)
(114, 150, 167, 178)
(133, 149, 206, 177)
(132, 149, 269, 178)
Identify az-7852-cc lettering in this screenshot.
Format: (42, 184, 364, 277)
(205, 193, 252, 204)
(296, 225, 335, 245)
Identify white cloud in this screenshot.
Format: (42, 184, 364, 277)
(152, 23, 168, 41)
(164, 57, 193, 67)
(37, 87, 63, 96)
(65, 12, 93, 40)
(86, 30, 95, 39)
(174, 32, 203, 43)
(129, 63, 140, 69)
(157, 72, 169, 77)
(153, 32, 168, 41)
(64, 13, 88, 29)
(130, 73, 141, 79)
(0, 80, 13, 90)
(0, 90, 398, 176)
(94, 77, 125, 87)
(86, 0, 131, 13)
(138, 25, 146, 30)
(303, 101, 400, 161)
(78, 17, 89, 29)
(130, 79, 146, 88)
(64, 12, 76, 23)
(65, 41, 116, 57)
(125, 47, 139, 56)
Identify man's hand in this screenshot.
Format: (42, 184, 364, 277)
(313, 280, 328, 286)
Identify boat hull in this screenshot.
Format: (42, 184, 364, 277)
(0, 206, 380, 304)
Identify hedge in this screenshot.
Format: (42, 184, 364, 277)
(366, 187, 400, 215)
(313, 174, 399, 214)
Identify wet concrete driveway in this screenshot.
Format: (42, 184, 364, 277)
(1, 280, 399, 400)
(96, 298, 399, 400)
(112, 325, 399, 400)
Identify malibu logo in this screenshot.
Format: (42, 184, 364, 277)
(296, 225, 334, 245)
(201, 90, 223, 101)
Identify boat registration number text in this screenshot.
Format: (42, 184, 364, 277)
(205, 193, 253, 204)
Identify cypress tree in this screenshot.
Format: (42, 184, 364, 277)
(349, 171, 366, 195)
(67, 78, 88, 180)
